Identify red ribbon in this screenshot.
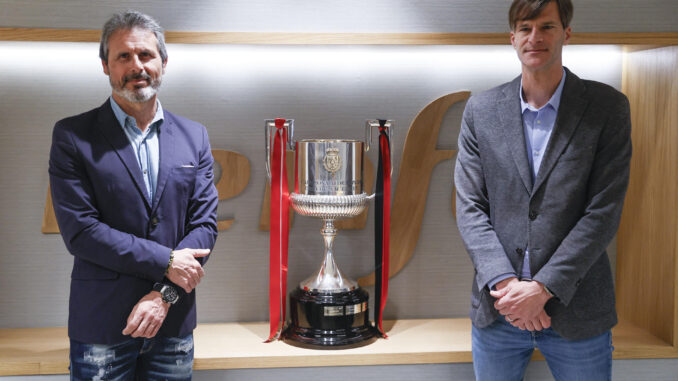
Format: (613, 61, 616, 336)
(266, 118, 290, 342)
(375, 123, 391, 337)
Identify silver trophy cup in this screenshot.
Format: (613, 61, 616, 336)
(292, 139, 368, 293)
(287, 139, 376, 348)
(266, 119, 393, 348)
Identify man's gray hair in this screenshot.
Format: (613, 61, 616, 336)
(99, 10, 168, 64)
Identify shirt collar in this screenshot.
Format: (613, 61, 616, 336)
(109, 96, 164, 133)
(520, 68, 567, 113)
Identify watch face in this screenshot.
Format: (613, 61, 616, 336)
(162, 285, 179, 304)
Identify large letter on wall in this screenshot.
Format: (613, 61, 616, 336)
(212, 149, 250, 231)
(42, 188, 59, 233)
(358, 91, 470, 286)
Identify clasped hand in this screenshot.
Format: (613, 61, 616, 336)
(122, 291, 168, 338)
(166, 248, 210, 293)
(490, 277, 552, 331)
(122, 248, 210, 338)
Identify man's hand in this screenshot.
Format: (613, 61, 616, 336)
(122, 292, 169, 338)
(490, 280, 552, 324)
(508, 309, 552, 331)
(494, 276, 519, 291)
(491, 277, 550, 330)
(166, 248, 210, 293)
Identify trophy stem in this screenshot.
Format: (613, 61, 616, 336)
(320, 219, 341, 286)
(321, 219, 337, 252)
(299, 219, 357, 292)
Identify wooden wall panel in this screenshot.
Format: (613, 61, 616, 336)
(2, 28, 678, 45)
(618, 46, 678, 346)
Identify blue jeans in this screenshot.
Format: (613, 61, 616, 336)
(69, 334, 194, 381)
(472, 316, 612, 381)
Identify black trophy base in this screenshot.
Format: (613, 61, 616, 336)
(283, 286, 378, 349)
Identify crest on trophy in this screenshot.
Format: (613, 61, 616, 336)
(322, 148, 342, 174)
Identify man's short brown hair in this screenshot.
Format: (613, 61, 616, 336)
(509, 0, 573, 31)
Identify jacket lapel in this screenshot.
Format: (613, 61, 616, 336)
(532, 69, 589, 194)
(152, 115, 174, 212)
(498, 76, 533, 194)
(97, 100, 152, 209)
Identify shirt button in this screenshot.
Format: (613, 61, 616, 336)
(143, 169, 148, 174)
(529, 211, 538, 220)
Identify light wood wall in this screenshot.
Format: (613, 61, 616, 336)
(2, 28, 678, 45)
(618, 45, 678, 346)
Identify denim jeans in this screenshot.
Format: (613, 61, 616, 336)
(69, 334, 194, 381)
(472, 316, 612, 381)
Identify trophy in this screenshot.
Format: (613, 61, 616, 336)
(265, 118, 393, 349)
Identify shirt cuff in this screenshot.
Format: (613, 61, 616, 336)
(488, 273, 517, 291)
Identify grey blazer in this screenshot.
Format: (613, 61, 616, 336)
(454, 68, 632, 340)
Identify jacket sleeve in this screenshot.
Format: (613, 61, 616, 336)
(173, 125, 219, 265)
(533, 95, 632, 305)
(49, 121, 170, 282)
(454, 98, 516, 291)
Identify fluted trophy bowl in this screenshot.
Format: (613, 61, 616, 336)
(290, 193, 368, 220)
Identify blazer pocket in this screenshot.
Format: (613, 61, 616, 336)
(171, 165, 197, 194)
(71, 260, 120, 280)
(558, 144, 595, 163)
(558, 154, 586, 163)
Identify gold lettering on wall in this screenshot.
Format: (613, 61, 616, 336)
(357, 91, 469, 286)
(212, 150, 251, 231)
(41, 187, 59, 234)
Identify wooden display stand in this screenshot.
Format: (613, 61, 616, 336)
(0, 29, 677, 376)
(617, 45, 678, 350)
(1, 318, 677, 376)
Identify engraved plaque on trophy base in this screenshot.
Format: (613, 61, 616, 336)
(283, 287, 377, 349)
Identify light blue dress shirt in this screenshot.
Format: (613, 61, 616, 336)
(519, 69, 566, 280)
(110, 97, 164, 202)
(489, 69, 567, 289)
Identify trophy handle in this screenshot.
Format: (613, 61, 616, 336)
(265, 119, 295, 180)
(365, 119, 394, 177)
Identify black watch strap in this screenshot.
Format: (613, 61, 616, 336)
(153, 282, 179, 304)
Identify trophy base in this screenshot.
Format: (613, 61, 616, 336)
(283, 287, 378, 349)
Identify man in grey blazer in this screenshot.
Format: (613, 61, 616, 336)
(454, 0, 631, 379)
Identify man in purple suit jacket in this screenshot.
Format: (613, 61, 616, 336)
(49, 10, 218, 380)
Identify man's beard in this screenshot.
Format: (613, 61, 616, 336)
(111, 72, 162, 103)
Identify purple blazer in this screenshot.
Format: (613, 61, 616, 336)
(49, 99, 218, 344)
